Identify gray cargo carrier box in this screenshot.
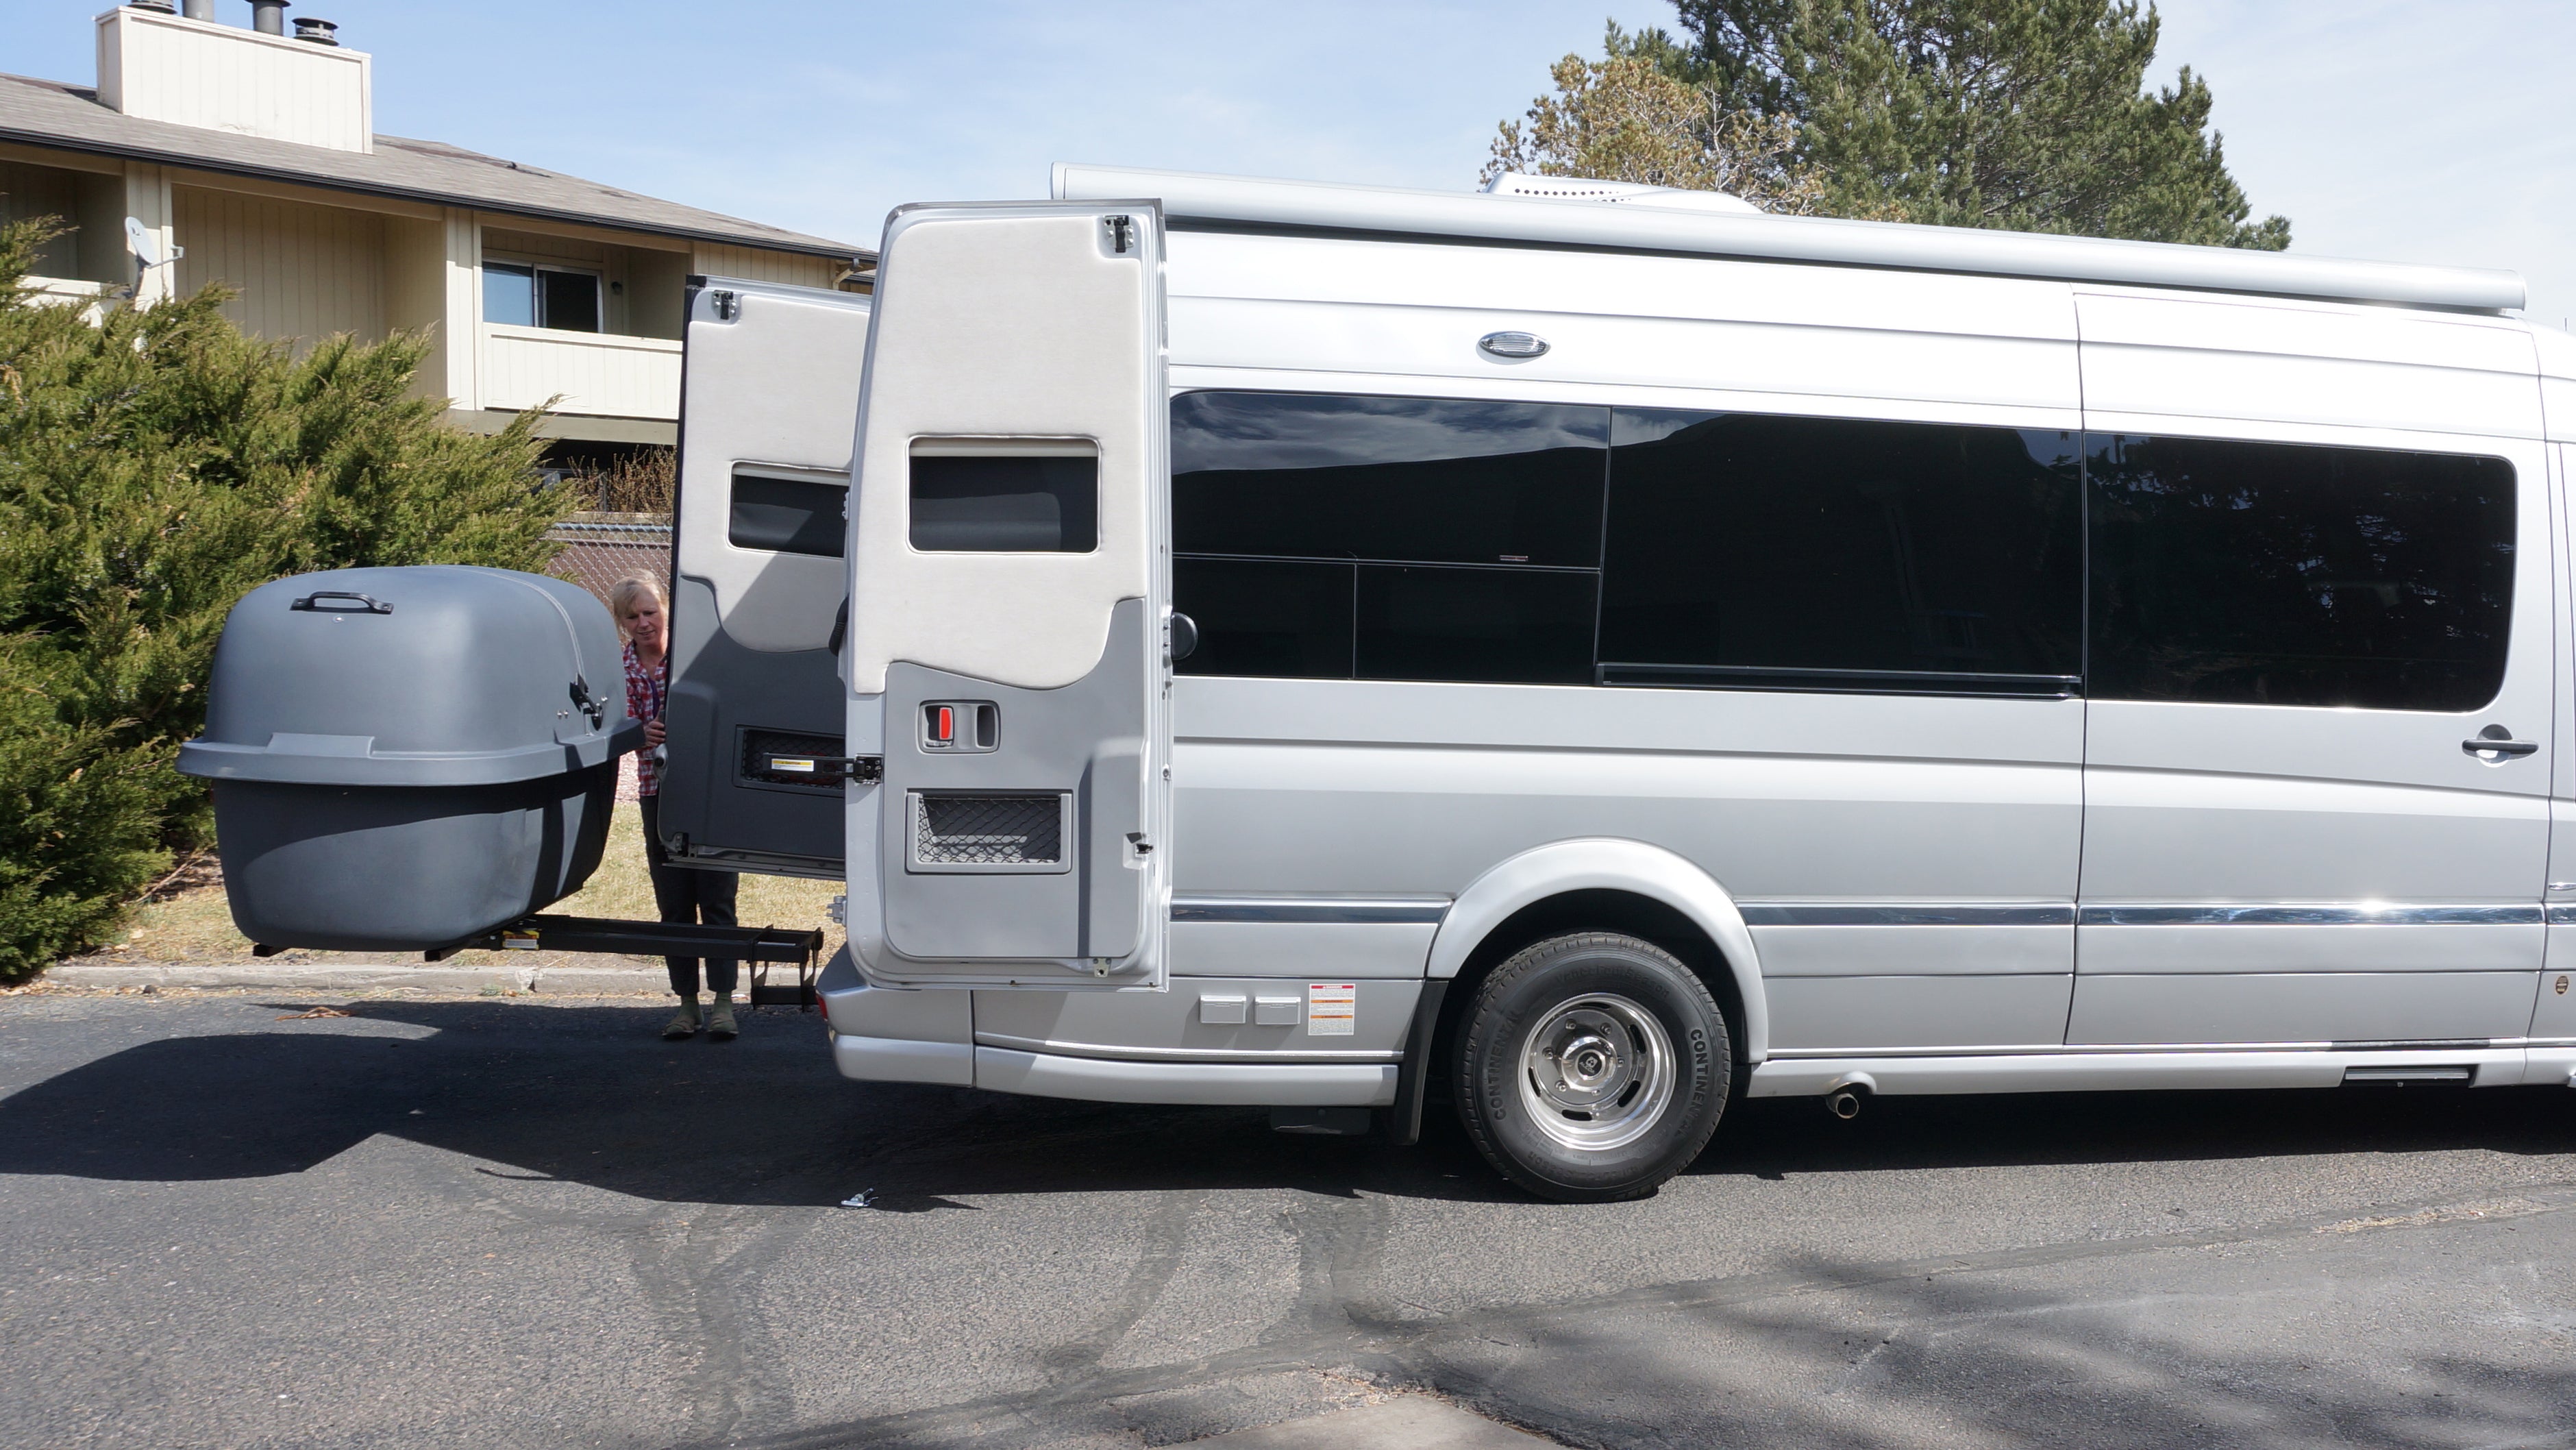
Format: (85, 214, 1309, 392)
(178, 566, 644, 951)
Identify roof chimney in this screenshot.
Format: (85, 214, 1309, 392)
(179, 1, 214, 19)
(95, 3, 373, 153)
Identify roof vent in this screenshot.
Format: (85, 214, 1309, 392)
(125, 1, 177, 12)
(294, 17, 338, 45)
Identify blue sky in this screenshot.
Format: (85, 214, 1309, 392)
(14, 2, 2575, 323)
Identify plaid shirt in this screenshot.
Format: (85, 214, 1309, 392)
(623, 641, 668, 797)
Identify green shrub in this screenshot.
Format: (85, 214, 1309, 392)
(0, 217, 575, 978)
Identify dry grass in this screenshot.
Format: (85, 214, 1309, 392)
(88, 805, 842, 969)
(576, 447, 675, 517)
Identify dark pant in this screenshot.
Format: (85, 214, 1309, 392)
(638, 795, 740, 998)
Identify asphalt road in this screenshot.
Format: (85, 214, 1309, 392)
(8, 991, 2576, 1450)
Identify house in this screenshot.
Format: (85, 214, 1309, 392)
(0, 1, 873, 454)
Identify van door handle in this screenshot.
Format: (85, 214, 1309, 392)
(2464, 727, 2539, 760)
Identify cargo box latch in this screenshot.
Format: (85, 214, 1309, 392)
(754, 750, 883, 785)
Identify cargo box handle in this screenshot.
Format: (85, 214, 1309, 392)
(290, 590, 393, 615)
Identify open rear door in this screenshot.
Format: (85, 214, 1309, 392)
(842, 202, 1170, 990)
(659, 277, 871, 878)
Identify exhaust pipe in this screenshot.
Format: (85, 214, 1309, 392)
(1826, 1088, 1864, 1120)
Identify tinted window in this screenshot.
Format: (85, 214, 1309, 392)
(1357, 567, 1596, 685)
(1600, 411, 2081, 693)
(1173, 392, 1609, 685)
(1172, 392, 1607, 566)
(1174, 558, 1353, 678)
(538, 267, 600, 333)
(728, 472, 846, 557)
(2088, 434, 2514, 711)
(911, 455, 1098, 552)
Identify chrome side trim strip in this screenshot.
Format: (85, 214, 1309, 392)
(973, 1031, 1402, 1064)
(1172, 895, 1450, 925)
(1747, 1047, 2532, 1098)
(1767, 1037, 2516, 1060)
(2082, 902, 2542, 926)
(1739, 902, 2073, 927)
(2547, 905, 2576, 926)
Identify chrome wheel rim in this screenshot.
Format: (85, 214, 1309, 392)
(1516, 992, 1674, 1152)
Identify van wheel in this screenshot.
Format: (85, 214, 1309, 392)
(1454, 932, 1729, 1203)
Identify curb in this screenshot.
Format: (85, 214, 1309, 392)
(42, 961, 676, 996)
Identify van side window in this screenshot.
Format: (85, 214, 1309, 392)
(1598, 411, 2083, 694)
(2087, 435, 2514, 711)
(1172, 392, 1607, 683)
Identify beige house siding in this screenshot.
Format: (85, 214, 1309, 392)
(174, 184, 384, 345)
(0, 157, 83, 276)
(692, 241, 841, 290)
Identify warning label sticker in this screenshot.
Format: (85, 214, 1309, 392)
(1306, 983, 1357, 1036)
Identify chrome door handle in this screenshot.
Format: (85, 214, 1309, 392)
(2464, 726, 2539, 760)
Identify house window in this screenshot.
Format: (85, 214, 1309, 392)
(482, 261, 602, 333)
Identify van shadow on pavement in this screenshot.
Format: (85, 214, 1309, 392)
(2, 998, 2571, 1209)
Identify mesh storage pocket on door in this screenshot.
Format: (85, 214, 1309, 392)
(909, 791, 1069, 872)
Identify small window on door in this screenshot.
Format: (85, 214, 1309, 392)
(909, 453, 1098, 552)
(728, 471, 847, 557)
(482, 261, 602, 333)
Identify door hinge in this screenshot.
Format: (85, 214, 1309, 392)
(709, 288, 739, 322)
(1101, 214, 1135, 256)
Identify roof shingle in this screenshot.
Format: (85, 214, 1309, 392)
(0, 71, 868, 262)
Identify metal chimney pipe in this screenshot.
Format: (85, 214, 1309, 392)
(181, 0, 215, 19)
(250, 0, 288, 36)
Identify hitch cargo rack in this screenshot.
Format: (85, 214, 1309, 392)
(423, 916, 828, 1008)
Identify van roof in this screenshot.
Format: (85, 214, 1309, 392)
(1052, 164, 2525, 315)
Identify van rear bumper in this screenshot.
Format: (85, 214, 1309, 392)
(828, 1032, 1396, 1105)
(971, 1047, 1396, 1106)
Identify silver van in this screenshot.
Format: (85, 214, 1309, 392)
(654, 167, 2576, 1201)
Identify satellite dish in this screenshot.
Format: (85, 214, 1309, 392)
(123, 217, 183, 271)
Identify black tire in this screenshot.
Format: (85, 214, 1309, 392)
(1453, 932, 1731, 1203)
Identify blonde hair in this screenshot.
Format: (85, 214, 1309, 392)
(608, 574, 668, 636)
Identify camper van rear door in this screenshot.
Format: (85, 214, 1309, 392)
(845, 203, 1170, 990)
(662, 279, 873, 881)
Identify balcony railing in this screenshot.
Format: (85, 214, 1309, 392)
(479, 323, 682, 419)
(18, 275, 114, 323)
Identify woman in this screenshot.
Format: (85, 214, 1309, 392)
(610, 574, 743, 1042)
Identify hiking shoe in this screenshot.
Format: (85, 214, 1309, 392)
(707, 998, 738, 1041)
(662, 998, 702, 1040)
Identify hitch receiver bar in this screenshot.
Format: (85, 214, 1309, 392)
(425, 915, 829, 1008)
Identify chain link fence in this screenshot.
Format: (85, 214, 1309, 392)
(547, 517, 671, 611)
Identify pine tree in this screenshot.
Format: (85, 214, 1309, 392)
(1596, 1, 2290, 247)
(0, 217, 571, 978)
(1487, 52, 1828, 214)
